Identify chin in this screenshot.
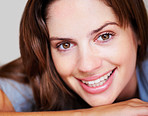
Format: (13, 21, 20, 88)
(85, 96, 115, 107)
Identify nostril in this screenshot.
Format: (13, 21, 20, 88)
(77, 58, 102, 73)
(77, 46, 102, 73)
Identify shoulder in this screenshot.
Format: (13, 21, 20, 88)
(0, 78, 35, 112)
(0, 89, 14, 111)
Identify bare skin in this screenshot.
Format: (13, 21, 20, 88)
(0, 0, 148, 115)
(0, 90, 14, 112)
(0, 90, 148, 116)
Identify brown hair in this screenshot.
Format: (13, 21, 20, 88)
(103, 0, 148, 64)
(0, 0, 148, 111)
(0, 58, 28, 83)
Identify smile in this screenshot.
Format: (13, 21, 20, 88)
(81, 70, 113, 87)
(79, 68, 116, 94)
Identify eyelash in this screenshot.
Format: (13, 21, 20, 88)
(55, 32, 115, 51)
(94, 32, 115, 43)
(56, 41, 75, 51)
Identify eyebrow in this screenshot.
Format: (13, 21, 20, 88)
(50, 37, 73, 41)
(50, 22, 118, 41)
(90, 22, 119, 35)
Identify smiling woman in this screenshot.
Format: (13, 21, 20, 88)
(0, 0, 148, 115)
(49, 0, 139, 107)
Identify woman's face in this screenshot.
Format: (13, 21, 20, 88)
(48, 0, 138, 106)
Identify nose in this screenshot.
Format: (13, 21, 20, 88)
(77, 46, 102, 73)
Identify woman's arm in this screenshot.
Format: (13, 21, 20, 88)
(85, 99, 148, 116)
(0, 99, 148, 116)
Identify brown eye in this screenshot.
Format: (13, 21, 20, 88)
(62, 42, 71, 49)
(56, 41, 75, 51)
(96, 33, 113, 42)
(100, 34, 110, 40)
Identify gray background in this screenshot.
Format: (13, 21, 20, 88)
(0, 0, 148, 65)
(0, 0, 27, 65)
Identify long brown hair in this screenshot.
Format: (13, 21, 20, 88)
(0, 0, 148, 111)
(0, 58, 28, 83)
(19, 0, 90, 110)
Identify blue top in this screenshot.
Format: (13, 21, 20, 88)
(0, 78, 35, 112)
(136, 56, 148, 102)
(0, 58, 147, 112)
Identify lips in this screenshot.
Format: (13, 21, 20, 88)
(79, 68, 116, 94)
(82, 70, 113, 87)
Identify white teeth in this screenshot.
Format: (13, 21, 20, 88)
(92, 84, 96, 87)
(102, 80, 106, 84)
(88, 81, 94, 85)
(82, 80, 86, 83)
(107, 71, 112, 76)
(100, 81, 104, 85)
(95, 79, 100, 83)
(100, 77, 104, 81)
(96, 83, 100, 86)
(104, 75, 108, 80)
(81, 70, 113, 87)
(88, 84, 93, 87)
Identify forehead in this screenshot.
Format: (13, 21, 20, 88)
(49, 0, 102, 17)
(47, 0, 118, 37)
(48, 0, 114, 19)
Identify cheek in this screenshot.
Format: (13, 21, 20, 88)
(105, 31, 137, 69)
(110, 43, 137, 65)
(51, 51, 76, 77)
(107, 36, 138, 81)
